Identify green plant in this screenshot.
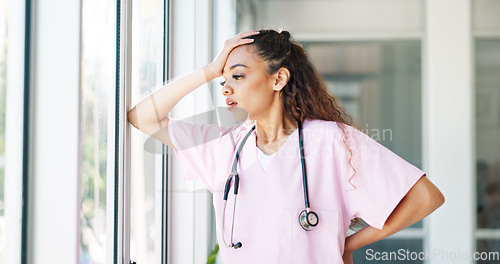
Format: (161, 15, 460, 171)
(206, 244, 219, 264)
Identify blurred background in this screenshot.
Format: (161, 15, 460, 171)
(0, 0, 499, 263)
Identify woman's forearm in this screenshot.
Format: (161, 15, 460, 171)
(128, 65, 217, 129)
(344, 176, 444, 254)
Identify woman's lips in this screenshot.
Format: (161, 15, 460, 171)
(228, 102, 238, 110)
(226, 98, 238, 109)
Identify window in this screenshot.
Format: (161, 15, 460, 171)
(303, 40, 423, 263)
(80, 0, 116, 263)
(129, 0, 166, 262)
(303, 41, 422, 169)
(0, 0, 483, 262)
(475, 39, 500, 261)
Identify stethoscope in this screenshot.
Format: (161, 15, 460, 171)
(221, 120, 319, 250)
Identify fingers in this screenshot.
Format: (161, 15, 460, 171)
(237, 30, 261, 39)
(234, 37, 254, 46)
(226, 30, 260, 48)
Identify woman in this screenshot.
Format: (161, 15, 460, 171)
(128, 29, 444, 263)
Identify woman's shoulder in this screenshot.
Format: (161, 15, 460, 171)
(304, 118, 367, 144)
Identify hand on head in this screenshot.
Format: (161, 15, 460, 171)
(205, 30, 260, 80)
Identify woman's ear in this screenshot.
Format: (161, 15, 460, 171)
(273, 67, 290, 91)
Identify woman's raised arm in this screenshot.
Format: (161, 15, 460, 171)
(127, 30, 259, 147)
(127, 66, 213, 148)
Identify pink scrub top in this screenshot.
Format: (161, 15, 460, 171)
(168, 118, 425, 264)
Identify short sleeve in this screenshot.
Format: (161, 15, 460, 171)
(344, 126, 425, 230)
(168, 118, 233, 191)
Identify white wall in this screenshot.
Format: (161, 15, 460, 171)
(251, 0, 425, 40)
(473, 0, 500, 36)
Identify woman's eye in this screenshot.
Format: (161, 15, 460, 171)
(220, 75, 242, 86)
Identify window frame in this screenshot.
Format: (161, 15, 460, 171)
(4, 0, 29, 263)
(119, 0, 171, 263)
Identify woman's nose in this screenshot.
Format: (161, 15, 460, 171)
(221, 85, 233, 96)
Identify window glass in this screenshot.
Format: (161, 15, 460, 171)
(303, 41, 423, 236)
(303, 41, 422, 171)
(80, 0, 115, 263)
(130, 0, 165, 263)
(0, 0, 8, 261)
(476, 39, 500, 256)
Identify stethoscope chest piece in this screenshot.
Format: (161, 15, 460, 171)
(299, 209, 319, 231)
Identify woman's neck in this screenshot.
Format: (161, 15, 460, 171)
(253, 111, 298, 155)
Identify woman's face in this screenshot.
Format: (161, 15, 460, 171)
(221, 45, 278, 121)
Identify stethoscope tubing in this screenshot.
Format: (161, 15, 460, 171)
(231, 125, 256, 176)
(222, 124, 255, 248)
(221, 120, 317, 249)
(298, 120, 311, 210)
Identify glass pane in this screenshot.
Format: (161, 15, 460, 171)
(80, 0, 115, 263)
(130, 0, 165, 263)
(353, 239, 423, 263)
(303, 41, 423, 231)
(476, 39, 500, 230)
(304, 41, 422, 168)
(0, 0, 8, 261)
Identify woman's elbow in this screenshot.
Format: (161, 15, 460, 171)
(413, 176, 445, 212)
(127, 107, 139, 128)
(425, 182, 445, 212)
(430, 189, 445, 210)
